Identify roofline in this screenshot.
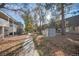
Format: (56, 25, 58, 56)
(65, 15, 79, 20)
(0, 10, 17, 23)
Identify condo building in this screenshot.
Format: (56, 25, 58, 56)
(0, 9, 24, 39)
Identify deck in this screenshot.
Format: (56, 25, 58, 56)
(0, 35, 39, 56)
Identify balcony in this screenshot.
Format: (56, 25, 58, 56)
(0, 18, 9, 27)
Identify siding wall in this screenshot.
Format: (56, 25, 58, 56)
(42, 28, 56, 37)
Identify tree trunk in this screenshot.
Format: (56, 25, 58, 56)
(61, 3, 65, 35)
(39, 19, 42, 34)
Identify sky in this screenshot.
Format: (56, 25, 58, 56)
(65, 3, 79, 18)
(0, 3, 37, 28)
(23, 3, 79, 25)
(0, 4, 36, 26)
(0, 8, 24, 25)
(1, 3, 79, 26)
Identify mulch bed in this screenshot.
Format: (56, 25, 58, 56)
(35, 34, 79, 56)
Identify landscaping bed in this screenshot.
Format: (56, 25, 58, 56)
(34, 34, 79, 56)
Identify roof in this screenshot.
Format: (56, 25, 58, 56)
(0, 9, 16, 22)
(0, 8, 24, 25)
(66, 15, 79, 26)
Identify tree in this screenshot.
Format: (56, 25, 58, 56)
(60, 3, 72, 35)
(61, 3, 65, 35)
(22, 10, 33, 33)
(44, 3, 72, 35)
(34, 4, 45, 34)
(0, 3, 73, 35)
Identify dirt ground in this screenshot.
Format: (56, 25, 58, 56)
(35, 34, 79, 56)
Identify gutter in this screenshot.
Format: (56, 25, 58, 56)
(0, 9, 17, 23)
